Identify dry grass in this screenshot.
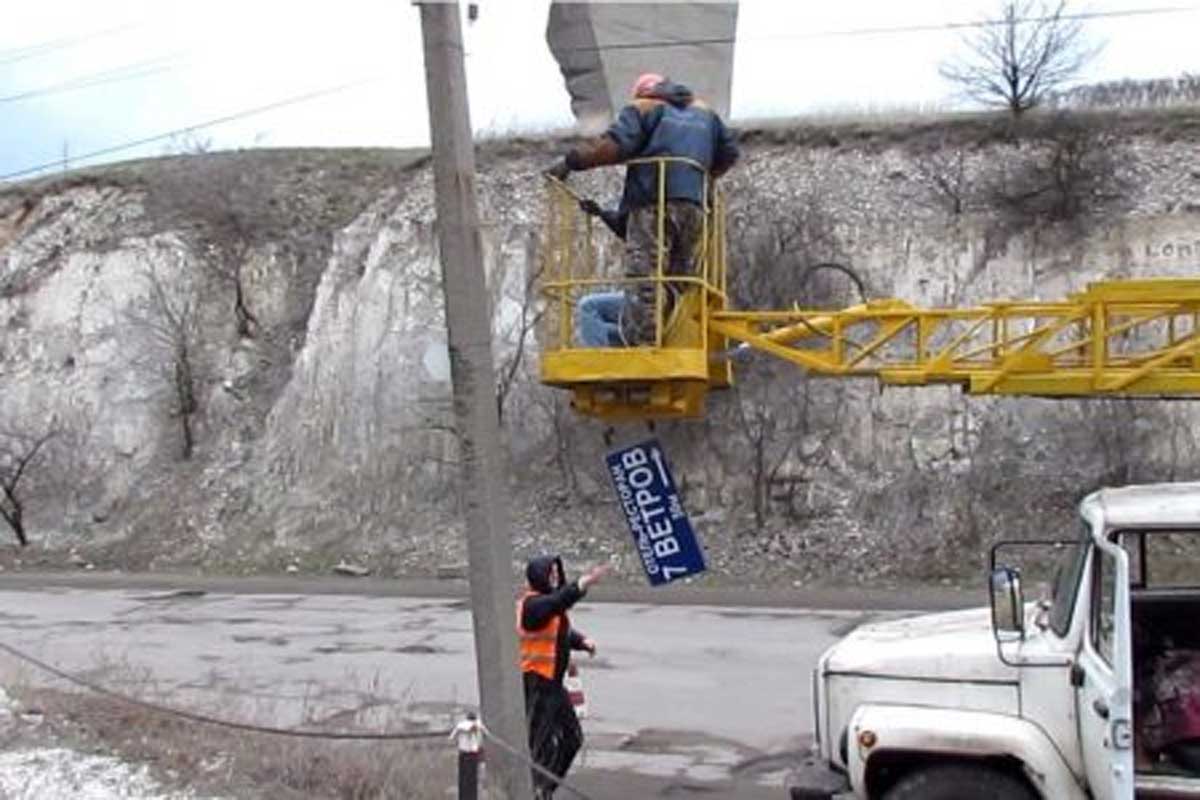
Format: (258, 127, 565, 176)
(7, 671, 458, 800)
(469, 104, 1200, 162)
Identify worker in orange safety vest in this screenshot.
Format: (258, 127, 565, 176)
(516, 555, 608, 799)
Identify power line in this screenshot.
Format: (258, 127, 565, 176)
(0, 638, 593, 795)
(0, 77, 382, 182)
(0, 23, 140, 66)
(554, 5, 1198, 53)
(0, 639, 452, 740)
(0, 56, 179, 104)
(3, 3, 1192, 180)
(4, 5, 1184, 107)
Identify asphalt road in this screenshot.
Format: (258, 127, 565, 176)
(0, 575, 977, 798)
(0, 570, 979, 609)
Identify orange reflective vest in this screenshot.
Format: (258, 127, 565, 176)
(516, 590, 562, 680)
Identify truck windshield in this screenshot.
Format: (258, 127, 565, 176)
(1048, 535, 1089, 636)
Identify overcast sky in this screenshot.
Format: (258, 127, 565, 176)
(2, 0, 1198, 182)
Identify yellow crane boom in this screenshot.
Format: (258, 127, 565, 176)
(712, 280, 1200, 396)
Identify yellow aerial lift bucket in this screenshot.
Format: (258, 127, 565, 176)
(538, 158, 731, 420)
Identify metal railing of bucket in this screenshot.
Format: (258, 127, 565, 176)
(537, 155, 724, 419)
(540, 156, 726, 356)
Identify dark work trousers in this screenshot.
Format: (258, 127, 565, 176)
(524, 671, 583, 798)
(622, 200, 704, 344)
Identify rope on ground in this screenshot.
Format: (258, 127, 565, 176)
(0, 640, 452, 741)
(479, 722, 598, 800)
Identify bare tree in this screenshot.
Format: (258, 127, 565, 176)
(0, 429, 56, 545)
(714, 193, 858, 531)
(939, 0, 1100, 117)
(726, 357, 850, 534)
(525, 385, 582, 495)
(145, 154, 291, 339)
(727, 194, 847, 310)
(912, 142, 972, 216)
(494, 247, 546, 426)
(125, 256, 203, 460)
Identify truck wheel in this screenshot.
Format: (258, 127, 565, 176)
(883, 764, 1037, 800)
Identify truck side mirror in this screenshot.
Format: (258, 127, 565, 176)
(990, 566, 1025, 642)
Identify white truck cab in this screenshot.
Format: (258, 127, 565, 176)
(789, 482, 1200, 800)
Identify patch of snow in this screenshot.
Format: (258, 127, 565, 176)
(0, 748, 197, 800)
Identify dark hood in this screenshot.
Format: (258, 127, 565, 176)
(647, 80, 694, 109)
(526, 554, 564, 593)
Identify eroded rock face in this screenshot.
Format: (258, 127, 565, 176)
(1, 126, 1198, 581)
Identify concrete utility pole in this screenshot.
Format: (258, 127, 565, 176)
(416, 3, 535, 799)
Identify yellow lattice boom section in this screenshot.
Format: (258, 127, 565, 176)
(711, 279, 1200, 397)
(537, 162, 1200, 421)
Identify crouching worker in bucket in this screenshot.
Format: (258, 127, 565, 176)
(517, 555, 608, 799)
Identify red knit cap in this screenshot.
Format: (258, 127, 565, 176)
(631, 72, 665, 98)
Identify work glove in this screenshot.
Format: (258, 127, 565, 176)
(579, 199, 602, 216)
(544, 159, 571, 181)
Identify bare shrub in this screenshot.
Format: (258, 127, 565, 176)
(123, 251, 204, 460)
(493, 230, 545, 426)
(524, 386, 584, 498)
(983, 113, 1124, 228)
(911, 141, 973, 216)
(727, 192, 852, 310)
(144, 152, 303, 339)
(939, 0, 1101, 117)
(0, 429, 56, 546)
(716, 199, 855, 531)
(724, 364, 846, 532)
(1049, 73, 1200, 110)
(863, 395, 1178, 583)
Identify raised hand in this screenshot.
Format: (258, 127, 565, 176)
(579, 564, 610, 591)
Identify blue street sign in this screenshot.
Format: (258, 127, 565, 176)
(605, 439, 706, 586)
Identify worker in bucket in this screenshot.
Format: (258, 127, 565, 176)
(517, 555, 608, 798)
(547, 72, 739, 345)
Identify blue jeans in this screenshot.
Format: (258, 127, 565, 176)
(576, 291, 627, 347)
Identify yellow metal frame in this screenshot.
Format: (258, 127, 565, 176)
(539, 159, 1200, 421)
(710, 279, 1200, 396)
(539, 158, 729, 419)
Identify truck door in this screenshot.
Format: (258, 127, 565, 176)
(1075, 538, 1135, 800)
